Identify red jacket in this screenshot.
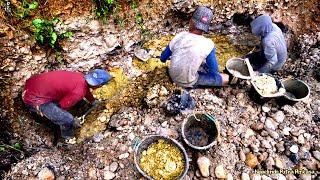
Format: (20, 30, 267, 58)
(23, 71, 95, 110)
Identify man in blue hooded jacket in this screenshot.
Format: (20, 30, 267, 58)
(247, 15, 287, 73)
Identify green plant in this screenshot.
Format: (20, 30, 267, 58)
(32, 18, 73, 48)
(55, 52, 64, 64)
(115, 15, 125, 28)
(94, 0, 116, 20)
(0, 142, 23, 153)
(134, 12, 150, 40)
(16, 0, 38, 19)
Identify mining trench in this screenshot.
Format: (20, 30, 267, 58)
(0, 0, 320, 179)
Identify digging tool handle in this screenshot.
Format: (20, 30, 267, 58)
(245, 58, 255, 79)
(83, 101, 101, 118)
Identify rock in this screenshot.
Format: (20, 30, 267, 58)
(134, 48, 151, 62)
(289, 154, 299, 164)
(275, 157, 284, 169)
(268, 130, 279, 139)
(299, 174, 312, 180)
(109, 162, 118, 172)
(246, 153, 259, 168)
(88, 167, 97, 179)
(197, 156, 210, 177)
(262, 106, 270, 112)
(303, 133, 311, 140)
(215, 165, 226, 179)
(118, 153, 129, 159)
(161, 121, 168, 127)
(312, 150, 320, 161)
(264, 118, 277, 130)
(258, 152, 269, 162)
(38, 167, 55, 180)
(195, 169, 201, 177)
(297, 135, 305, 144)
(251, 122, 264, 131)
(251, 174, 262, 180)
(272, 111, 285, 123)
(261, 140, 272, 149)
(241, 173, 250, 180)
(93, 133, 104, 143)
(286, 174, 297, 180)
(128, 132, 135, 141)
(276, 143, 285, 152)
(227, 173, 233, 180)
(261, 175, 272, 180)
(290, 145, 299, 154)
(265, 157, 275, 169)
(274, 174, 286, 180)
(104, 171, 115, 180)
(159, 128, 179, 139)
(239, 150, 246, 162)
(159, 86, 168, 96)
(283, 127, 291, 135)
(245, 128, 255, 139)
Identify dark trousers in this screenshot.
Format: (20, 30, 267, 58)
(194, 63, 222, 87)
(246, 51, 268, 71)
(28, 102, 75, 139)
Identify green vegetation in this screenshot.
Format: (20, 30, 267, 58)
(135, 12, 150, 40)
(32, 18, 73, 48)
(16, 0, 38, 19)
(0, 142, 23, 153)
(94, 0, 117, 20)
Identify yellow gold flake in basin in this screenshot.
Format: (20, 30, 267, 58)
(139, 139, 185, 180)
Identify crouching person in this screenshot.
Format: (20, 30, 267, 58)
(247, 14, 287, 73)
(22, 69, 112, 144)
(160, 6, 229, 88)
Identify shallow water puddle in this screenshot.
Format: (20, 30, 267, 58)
(76, 33, 254, 141)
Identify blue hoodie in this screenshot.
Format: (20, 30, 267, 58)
(250, 15, 287, 73)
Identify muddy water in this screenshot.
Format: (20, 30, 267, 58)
(76, 34, 253, 141)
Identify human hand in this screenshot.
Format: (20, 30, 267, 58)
(92, 100, 101, 106)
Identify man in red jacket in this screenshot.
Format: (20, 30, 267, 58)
(22, 69, 112, 143)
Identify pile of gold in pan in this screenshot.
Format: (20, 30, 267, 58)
(252, 74, 278, 96)
(139, 139, 185, 180)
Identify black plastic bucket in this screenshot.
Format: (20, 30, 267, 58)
(181, 113, 218, 150)
(277, 79, 310, 105)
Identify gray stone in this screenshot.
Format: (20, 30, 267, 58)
(241, 173, 250, 180)
(299, 174, 312, 180)
(261, 175, 272, 180)
(227, 173, 234, 180)
(312, 150, 320, 161)
(265, 157, 275, 169)
(239, 150, 246, 162)
(251, 174, 262, 180)
(272, 111, 285, 123)
(109, 162, 118, 172)
(289, 145, 299, 154)
(283, 127, 291, 136)
(262, 106, 270, 112)
(261, 140, 272, 149)
(104, 171, 115, 180)
(265, 118, 277, 130)
(215, 165, 226, 179)
(93, 133, 104, 143)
